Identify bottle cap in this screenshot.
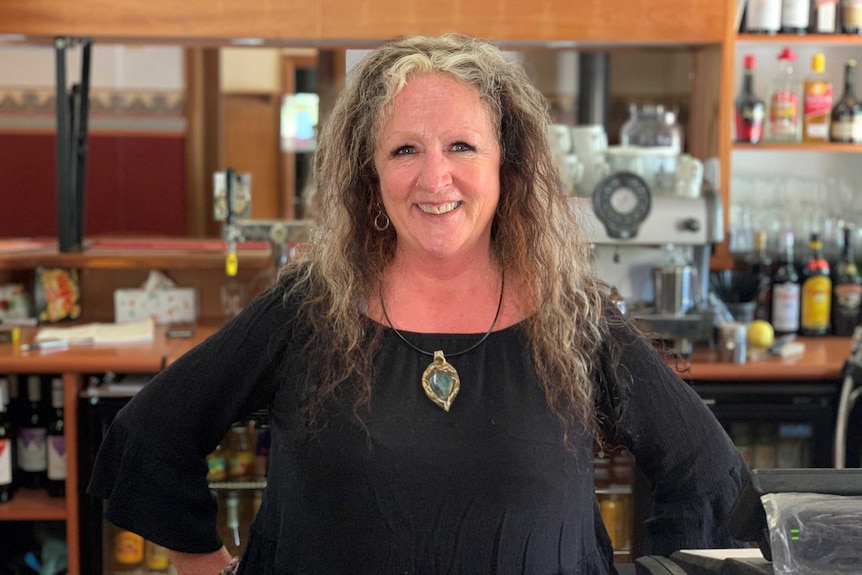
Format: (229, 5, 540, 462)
(777, 47, 797, 61)
(744, 54, 756, 69)
(812, 53, 826, 73)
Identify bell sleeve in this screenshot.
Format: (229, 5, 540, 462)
(87, 283, 297, 553)
(611, 322, 750, 555)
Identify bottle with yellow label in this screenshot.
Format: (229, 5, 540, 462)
(802, 53, 833, 142)
(144, 539, 172, 572)
(801, 232, 832, 336)
(112, 526, 145, 572)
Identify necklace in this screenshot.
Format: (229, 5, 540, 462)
(380, 272, 504, 412)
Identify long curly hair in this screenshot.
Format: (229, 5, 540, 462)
(285, 33, 615, 448)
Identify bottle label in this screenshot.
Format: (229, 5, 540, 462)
(782, 0, 810, 27)
(845, 1, 862, 27)
(206, 453, 227, 482)
(772, 283, 801, 332)
(770, 91, 799, 136)
(816, 2, 837, 32)
(47, 435, 67, 481)
(834, 283, 862, 315)
(0, 439, 12, 485)
(17, 427, 47, 472)
(114, 530, 145, 565)
(802, 275, 832, 330)
(747, 0, 782, 31)
(804, 81, 833, 141)
(831, 117, 862, 142)
(228, 452, 253, 479)
(736, 107, 765, 142)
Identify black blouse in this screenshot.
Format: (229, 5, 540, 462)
(88, 280, 749, 575)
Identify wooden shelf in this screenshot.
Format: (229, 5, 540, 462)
(737, 33, 862, 45)
(732, 142, 862, 152)
(0, 488, 67, 521)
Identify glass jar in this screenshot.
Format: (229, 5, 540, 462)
(620, 104, 682, 152)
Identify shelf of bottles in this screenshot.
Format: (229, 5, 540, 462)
(1, 374, 67, 512)
(594, 446, 635, 561)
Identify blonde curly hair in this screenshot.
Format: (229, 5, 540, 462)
(285, 33, 613, 447)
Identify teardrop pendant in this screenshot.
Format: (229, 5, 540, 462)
(421, 350, 461, 412)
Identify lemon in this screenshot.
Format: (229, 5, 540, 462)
(747, 320, 775, 349)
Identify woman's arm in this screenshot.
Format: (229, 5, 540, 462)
(169, 546, 233, 575)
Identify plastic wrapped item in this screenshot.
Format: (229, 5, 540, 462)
(763, 492, 862, 574)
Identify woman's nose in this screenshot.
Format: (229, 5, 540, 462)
(416, 149, 453, 191)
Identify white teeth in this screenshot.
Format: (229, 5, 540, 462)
(418, 201, 460, 214)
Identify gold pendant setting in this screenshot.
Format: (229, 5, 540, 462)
(421, 350, 460, 412)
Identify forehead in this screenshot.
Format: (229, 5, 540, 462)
(377, 73, 492, 131)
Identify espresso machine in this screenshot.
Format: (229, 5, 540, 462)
(573, 170, 723, 355)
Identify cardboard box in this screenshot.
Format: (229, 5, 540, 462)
(114, 288, 198, 324)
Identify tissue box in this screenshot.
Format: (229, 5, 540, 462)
(114, 288, 198, 324)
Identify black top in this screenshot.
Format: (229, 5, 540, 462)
(88, 278, 749, 575)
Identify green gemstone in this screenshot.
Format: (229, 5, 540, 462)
(428, 368, 454, 399)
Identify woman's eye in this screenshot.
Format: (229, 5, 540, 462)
(452, 142, 476, 152)
(392, 146, 414, 156)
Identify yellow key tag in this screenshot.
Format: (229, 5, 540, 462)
(226, 252, 238, 277)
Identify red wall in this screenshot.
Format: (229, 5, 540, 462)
(0, 132, 186, 238)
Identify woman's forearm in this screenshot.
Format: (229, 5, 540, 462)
(168, 546, 233, 575)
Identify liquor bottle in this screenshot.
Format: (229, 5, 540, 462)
(803, 53, 833, 142)
(771, 231, 801, 337)
(830, 60, 862, 143)
(782, 0, 812, 32)
(843, 0, 862, 32)
(738, 230, 776, 321)
(17, 375, 47, 490)
(227, 423, 253, 482)
(735, 55, 766, 144)
(812, 0, 839, 32)
(768, 48, 802, 143)
(113, 526, 145, 572)
(144, 539, 172, 572)
(800, 232, 832, 336)
(1, 378, 14, 503)
(46, 378, 66, 497)
(746, 0, 783, 33)
(206, 438, 228, 483)
(253, 420, 271, 481)
(832, 224, 862, 335)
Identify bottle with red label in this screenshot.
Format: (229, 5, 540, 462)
(768, 48, 801, 143)
(803, 53, 833, 142)
(735, 55, 766, 143)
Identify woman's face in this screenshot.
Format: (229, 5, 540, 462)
(373, 73, 501, 264)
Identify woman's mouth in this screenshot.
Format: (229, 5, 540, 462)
(417, 201, 461, 215)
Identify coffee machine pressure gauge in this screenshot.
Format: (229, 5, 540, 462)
(592, 171, 652, 239)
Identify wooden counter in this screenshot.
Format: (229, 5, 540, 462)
(0, 323, 219, 575)
(680, 336, 851, 382)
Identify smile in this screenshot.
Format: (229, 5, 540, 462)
(417, 201, 461, 215)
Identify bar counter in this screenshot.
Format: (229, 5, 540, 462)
(681, 336, 851, 382)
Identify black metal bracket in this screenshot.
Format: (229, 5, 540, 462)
(54, 37, 92, 253)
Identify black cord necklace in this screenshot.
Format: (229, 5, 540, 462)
(380, 272, 505, 412)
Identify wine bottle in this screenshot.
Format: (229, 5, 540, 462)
(832, 224, 862, 335)
(843, 0, 862, 32)
(830, 59, 862, 143)
(46, 378, 66, 497)
(803, 53, 833, 142)
(782, 0, 812, 33)
(0, 378, 15, 503)
(17, 375, 48, 490)
(800, 232, 832, 336)
(735, 55, 767, 143)
(812, 0, 840, 32)
(771, 231, 801, 337)
(739, 230, 776, 321)
(746, 0, 783, 33)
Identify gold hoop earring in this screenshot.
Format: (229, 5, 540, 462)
(373, 204, 390, 231)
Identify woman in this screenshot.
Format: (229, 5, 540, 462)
(89, 34, 749, 574)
